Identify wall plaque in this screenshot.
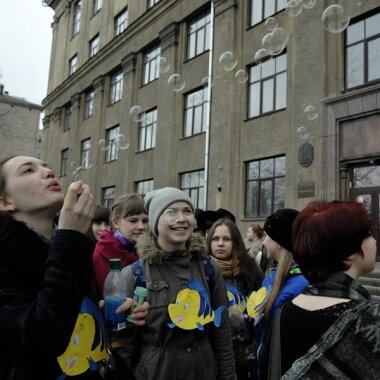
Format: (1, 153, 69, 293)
(298, 142, 314, 167)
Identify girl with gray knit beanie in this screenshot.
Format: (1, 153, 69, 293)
(121, 187, 237, 380)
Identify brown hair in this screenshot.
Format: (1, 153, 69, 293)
(248, 223, 265, 239)
(111, 194, 147, 228)
(0, 156, 15, 198)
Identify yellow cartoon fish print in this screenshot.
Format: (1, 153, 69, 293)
(226, 283, 247, 314)
(168, 278, 225, 330)
(246, 287, 268, 320)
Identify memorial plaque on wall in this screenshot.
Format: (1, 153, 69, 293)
(297, 182, 315, 198)
(298, 142, 314, 168)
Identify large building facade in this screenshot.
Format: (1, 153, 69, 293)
(42, 0, 380, 258)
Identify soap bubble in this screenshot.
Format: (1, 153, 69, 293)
(286, 0, 303, 17)
(219, 51, 238, 71)
(254, 48, 270, 64)
(129, 105, 146, 122)
(296, 126, 310, 140)
(301, 0, 316, 9)
(116, 134, 129, 150)
(304, 105, 319, 120)
(322, 5, 350, 33)
(98, 139, 110, 151)
(262, 30, 287, 56)
(235, 70, 249, 83)
(71, 161, 84, 181)
(159, 56, 170, 74)
(168, 74, 186, 92)
(201, 76, 212, 88)
(189, 92, 203, 106)
(265, 17, 278, 31)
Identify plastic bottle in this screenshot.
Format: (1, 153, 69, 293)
(126, 286, 148, 323)
(103, 258, 127, 348)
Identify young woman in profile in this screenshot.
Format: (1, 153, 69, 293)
(0, 156, 147, 380)
(263, 201, 380, 379)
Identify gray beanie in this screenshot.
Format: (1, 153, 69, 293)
(144, 187, 195, 236)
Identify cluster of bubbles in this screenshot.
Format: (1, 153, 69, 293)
(286, 0, 316, 18)
(296, 104, 319, 140)
(98, 133, 129, 152)
(71, 160, 92, 181)
(218, 51, 249, 84)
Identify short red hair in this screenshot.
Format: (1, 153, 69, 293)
(292, 201, 372, 283)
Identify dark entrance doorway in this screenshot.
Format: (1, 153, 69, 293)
(350, 164, 380, 260)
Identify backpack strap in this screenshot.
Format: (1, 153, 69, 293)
(131, 260, 146, 288)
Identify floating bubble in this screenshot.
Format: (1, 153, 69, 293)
(301, 0, 316, 9)
(296, 126, 310, 140)
(116, 134, 129, 150)
(219, 51, 238, 71)
(71, 161, 84, 181)
(235, 70, 249, 83)
(201, 76, 211, 88)
(189, 92, 203, 106)
(98, 139, 110, 151)
(168, 74, 186, 92)
(265, 17, 278, 31)
(254, 48, 270, 64)
(262, 30, 286, 56)
(129, 105, 146, 122)
(322, 5, 350, 33)
(304, 105, 319, 120)
(159, 56, 170, 74)
(286, 0, 303, 17)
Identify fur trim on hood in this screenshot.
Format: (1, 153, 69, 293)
(136, 231, 208, 264)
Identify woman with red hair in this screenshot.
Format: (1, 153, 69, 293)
(263, 200, 380, 379)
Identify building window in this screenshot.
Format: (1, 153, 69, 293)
(139, 108, 157, 151)
(80, 138, 91, 169)
(114, 8, 128, 36)
(64, 104, 72, 131)
(248, 52, 287, 118)
(69, 54, 78, 76)
(72, 0, 82, 37)
(135, 179, 154, 197)
(102, 186, 116, 209)
(60, 148, 69, 177)
(84, 89, 94, 119)
(147, 0, 160, 9)
(105, 125, 120, 162)
(187, 9, 211, 59)
(184, 87, 209, 137)
(92, 0, 102, 15)
(143, 44, 161, 85)
(89, 34, 99, 58)
(346, 11, 380, 89)
(250, 0, 285, 27)
(180, 170, 205, 209)
(245, 155, 286, 218)
(109, 70, 123, 104)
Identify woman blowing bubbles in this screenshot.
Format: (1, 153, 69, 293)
(0, 156, 147, 380)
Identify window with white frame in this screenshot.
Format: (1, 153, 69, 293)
(105, 125, 120, 162)
(72, 0, 82, 37)
(60, 148, 69, 177)
(250, 0, 286, 27)
(80, 138, 91, 169)
(139, 108, 157, 151)
(245, 155, 286, 218)
(346, 11, 380, 89)
(180, 170, 205, 210)
(135, 179, 154, 197)
(84, 89, 94, 119)
(143, 44, 161, 85)
(102, 186, 116, 209)
(69, 54, 78, 76)
(64, 104, 72, 131)
(92, 0, 102, 15)
(187, 9, 211, 59)
(248, 52, 287, 118)
(184, 87, 209, 137)
(89, 34, 99, 58)
(147, 0, 160, 9)
(114, 8, 128, 36)
(109, 70, 123, 104)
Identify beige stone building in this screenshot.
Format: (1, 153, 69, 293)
(42, 0, 380, 258)
(0, 85, 43, 161)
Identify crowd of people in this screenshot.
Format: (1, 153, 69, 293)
(0, 154, 379, 380)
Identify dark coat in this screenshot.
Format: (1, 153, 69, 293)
(0, 213, 106, 380)
(121, 232, 237, 380)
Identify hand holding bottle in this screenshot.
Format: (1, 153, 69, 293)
(117, 299, 149, 326)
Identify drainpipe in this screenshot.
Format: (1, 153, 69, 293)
(203, 2, 215, 209)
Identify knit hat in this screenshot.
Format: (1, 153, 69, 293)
(144, 187, 195, 236)
(263, 208, 299, 252)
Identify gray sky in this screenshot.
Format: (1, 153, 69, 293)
(0, 1, 54, 105)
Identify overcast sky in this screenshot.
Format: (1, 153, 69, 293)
(0, 1, 54, 105)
